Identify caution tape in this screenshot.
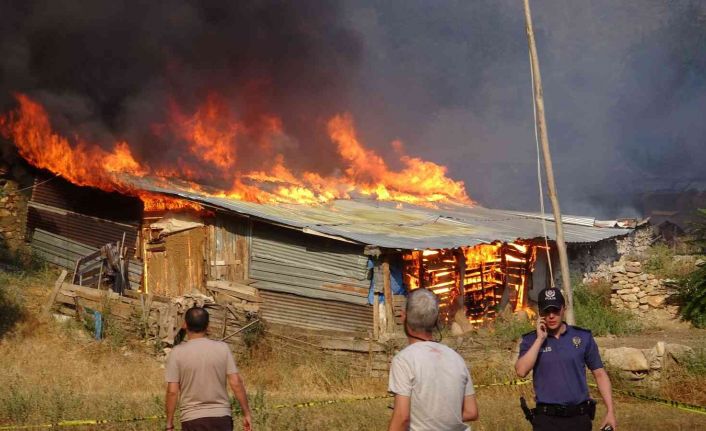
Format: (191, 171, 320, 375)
(0, 379, 538, 430)
(0, 414, 165, 430)
(588, 383, 706, 416)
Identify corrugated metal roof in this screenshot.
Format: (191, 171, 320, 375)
(128, 177, 633, 250)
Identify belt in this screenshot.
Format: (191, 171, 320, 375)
(535, 400, 596, 418)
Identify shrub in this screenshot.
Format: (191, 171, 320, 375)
(677, 265, 706, 328)
(493, 314, 534, 343)
(643, 243, 696, 280)
(573, 282, 640, 336)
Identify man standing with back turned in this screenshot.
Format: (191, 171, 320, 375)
(515, 287, 617, 431)
(165, 307, 252, 431)
(388, 288, 479, 431)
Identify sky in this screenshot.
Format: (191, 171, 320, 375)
(1, 0, 705, 217)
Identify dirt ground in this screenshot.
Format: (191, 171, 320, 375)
(1, 269, 705, 430)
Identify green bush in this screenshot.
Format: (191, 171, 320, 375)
(643, 243, 696, 280)
(573, 282, 640, 336)
(493, 315, 534, 343)
(678, 265, 706, 328)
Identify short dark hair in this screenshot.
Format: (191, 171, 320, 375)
(185, 307, 209, 333)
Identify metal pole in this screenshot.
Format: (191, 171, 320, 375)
(522, 0, 575, 324)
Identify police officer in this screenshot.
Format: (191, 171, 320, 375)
(515, 287, 617, 431)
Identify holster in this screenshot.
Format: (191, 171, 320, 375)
(520, 397, 535, 424)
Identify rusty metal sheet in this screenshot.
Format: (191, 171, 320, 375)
(259, 290, 373, 334)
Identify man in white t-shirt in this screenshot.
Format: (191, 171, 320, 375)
(388, 288, 479, 431)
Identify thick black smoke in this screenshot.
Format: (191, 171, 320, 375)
(0, 0, 361, 175)
(3, 0, 705, 217)
(343, 0, 706, 217)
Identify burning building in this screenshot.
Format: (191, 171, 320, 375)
(1, 93, 635, 339)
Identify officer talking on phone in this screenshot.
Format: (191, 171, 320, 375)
(515, 287, 617, 431)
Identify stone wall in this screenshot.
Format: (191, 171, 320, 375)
(575, 226, 656, 285)
(0, 173, 30, 256)
(609, 259, 680, 322)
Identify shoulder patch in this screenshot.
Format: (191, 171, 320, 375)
(571, 325, 592, 334)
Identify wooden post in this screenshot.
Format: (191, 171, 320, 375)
(382, 258, 395, 333)
(42, 270, 68, 319)
(522, 0, 575, 324)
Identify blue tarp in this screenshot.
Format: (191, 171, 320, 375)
(368, 258, 406, 305)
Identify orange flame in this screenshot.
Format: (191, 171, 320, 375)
(1, 93, 472, 208)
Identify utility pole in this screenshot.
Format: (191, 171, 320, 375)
(522, 0, 575, 324)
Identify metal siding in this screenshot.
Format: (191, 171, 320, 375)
(260, 290, 373, 334)
(27, 204, 138, 249)
(250, 223, 369, 305)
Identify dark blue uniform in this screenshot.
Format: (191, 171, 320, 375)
(519, 325, 604, 431)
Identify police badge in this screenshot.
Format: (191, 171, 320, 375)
(572, 336, 582, 348)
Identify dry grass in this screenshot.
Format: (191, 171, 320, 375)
(1, 266, 706, 430)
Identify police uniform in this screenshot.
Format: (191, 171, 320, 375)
(518, 288, 605, 431)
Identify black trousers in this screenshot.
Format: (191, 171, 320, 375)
(181, 415, 233, 431)
(532, 413, 592, 431)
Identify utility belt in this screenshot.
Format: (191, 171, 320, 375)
(520, 397, 596, 422)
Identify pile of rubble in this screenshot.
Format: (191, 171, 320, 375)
(609, 260, 680, 321)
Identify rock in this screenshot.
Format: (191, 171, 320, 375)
(603, 347, 649, 372)
(639, 296, 649, 304)
(631, 286, 640, 293)
(626, 302, 639, 309)
(665, 344, 695, 364)
(643, 342, 665, 370)
(626, 264, 642, 273)
(637, 291, 647, 299)
(639, 304, 649, 311)
(622, 294, 638, 303)
(647, 274, 656, 280)
(611, 265, 626, 274)
(627, 272, 640, 278)
(647, 295, 666, 308)
(617, 288, 633, 295)
(0, 209, 10, 217)
(610, 298, 622, 306)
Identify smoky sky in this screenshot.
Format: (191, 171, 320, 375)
(344, 0, 706, 217)
(2, 0, 706, 217)
(0, 0, 362, 175)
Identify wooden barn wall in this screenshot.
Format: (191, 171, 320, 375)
(260, 290, 373, 334)
(144, 226, 207, 297)
(27, 173, 141, 250)
(26, 173, 143, 281)
(207, 214, 250, 282)
(250, 222, 370, 305)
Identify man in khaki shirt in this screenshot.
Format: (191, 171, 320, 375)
(165, 307, 252, 431)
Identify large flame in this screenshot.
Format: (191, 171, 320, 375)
(1, 93, 472, 208)
(404, 241, 538, 325)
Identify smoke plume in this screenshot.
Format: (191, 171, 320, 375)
(2, 0, 705, 216)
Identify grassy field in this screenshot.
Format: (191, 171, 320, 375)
(1, 265, 705, 430)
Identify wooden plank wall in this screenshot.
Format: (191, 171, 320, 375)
(144, 227, 207, 297)
(208, 215, 250, 282)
